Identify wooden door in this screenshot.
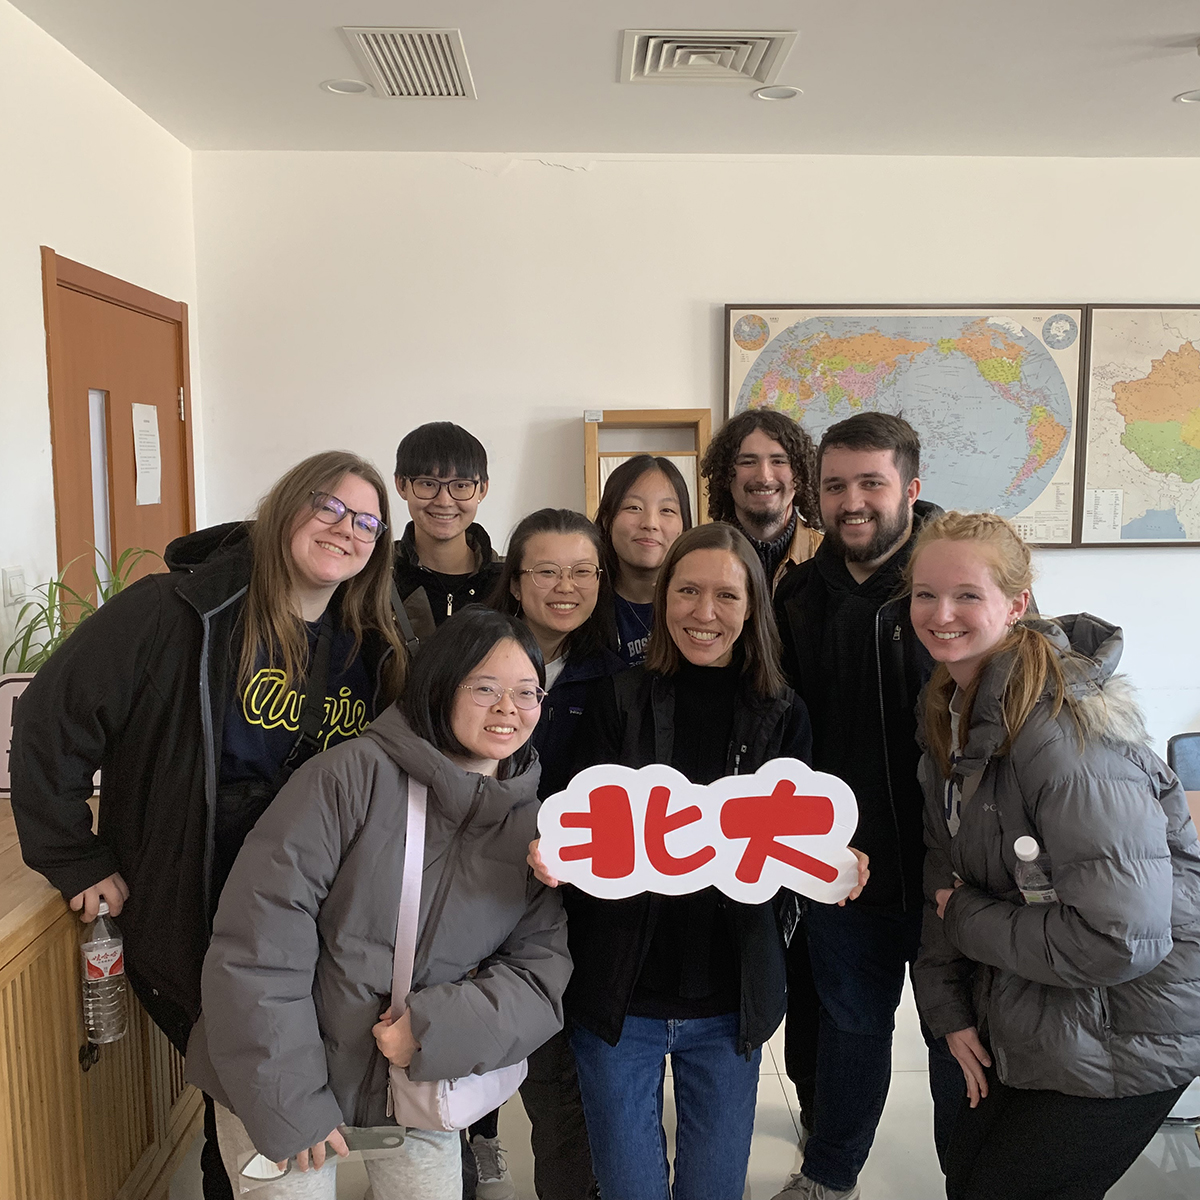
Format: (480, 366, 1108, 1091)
(41, 249, 195, 598)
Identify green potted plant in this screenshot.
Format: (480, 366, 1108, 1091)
(1, 548, 160, 796)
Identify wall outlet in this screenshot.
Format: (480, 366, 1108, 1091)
(3, 568, 26, 607)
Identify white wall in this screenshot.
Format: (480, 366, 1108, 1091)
(0, 0, 198, 651)
(192, 152, 1200, 752)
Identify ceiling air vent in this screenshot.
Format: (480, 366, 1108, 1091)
(620, 29, 797, 85)
(340, 27, 477, 98)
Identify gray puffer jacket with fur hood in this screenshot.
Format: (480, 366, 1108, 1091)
(185, 706, 570, 1161)
(913, 613, 1200, 1098)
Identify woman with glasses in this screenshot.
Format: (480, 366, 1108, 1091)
(10, 450, 406, 1200)
(489, 507, 625, 801)
(530, 523, 867, 1200)
(186, 606, 571, 1200)
(594, 455, 692, 668)
(484, 508, 626, 1200)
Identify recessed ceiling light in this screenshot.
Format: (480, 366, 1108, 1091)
(1175, 89, 1200, 103)
(320, 78, 372, 95)
(753, 85, 802, 101)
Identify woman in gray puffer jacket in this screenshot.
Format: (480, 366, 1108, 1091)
(186, 607, 571, 1199)
(907, 511, 1200, 1200)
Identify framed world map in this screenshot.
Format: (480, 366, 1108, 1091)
(725, 305, 1084, 546)
(1080, 307, 1200, 546)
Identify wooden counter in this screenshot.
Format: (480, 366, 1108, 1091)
(0, 800, 202, 1200)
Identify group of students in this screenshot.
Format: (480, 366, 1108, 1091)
(10, 411, 1200, 1200)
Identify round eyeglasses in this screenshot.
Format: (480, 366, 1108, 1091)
(519, 563, 602, 589)
(308, 491, 387, 543)
(405, 477, 481, 501)
(458, 683, 547, 710)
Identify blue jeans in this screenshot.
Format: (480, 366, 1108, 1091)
(571, 1014, 760, 1200)
(800, 902, 965, 1192)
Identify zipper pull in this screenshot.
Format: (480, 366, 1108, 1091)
(893, 624, 902, 641)
(446, 594, 453, 617)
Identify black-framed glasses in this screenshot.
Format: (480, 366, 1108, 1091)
(519, 563, 602, 589)
(308, 492, 387, 543)
(405, 477, 481, 501)
(458, 683, 547, 710)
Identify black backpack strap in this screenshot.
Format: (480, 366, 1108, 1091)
(273, 604, 336, 789)
(391, 582, 420, 654)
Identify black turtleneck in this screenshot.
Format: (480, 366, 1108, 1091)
(627, 657, 742, 1020)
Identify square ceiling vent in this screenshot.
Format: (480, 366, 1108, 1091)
(340, 27, 477, 98)
(620, 29, 797, 85)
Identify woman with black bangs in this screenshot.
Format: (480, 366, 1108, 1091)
(489, 507, 626, 802)
(594, 455, 692, 668)
(483, 507, 625, 1200)
(186, 606, 571, 1200)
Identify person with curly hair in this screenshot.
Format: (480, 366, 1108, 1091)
(699, 408, 822, 593)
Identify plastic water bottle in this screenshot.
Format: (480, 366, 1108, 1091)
(1013, 836, 1058, 905)
(80, 901, 128, 1043)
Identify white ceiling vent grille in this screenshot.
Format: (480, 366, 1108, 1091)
(620, 29, 797, 86)
(340, 27, 477, 98)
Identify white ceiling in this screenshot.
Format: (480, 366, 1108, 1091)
(13, 0, 1200, 155)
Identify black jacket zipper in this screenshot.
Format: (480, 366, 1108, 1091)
(874, 606, 908, 911)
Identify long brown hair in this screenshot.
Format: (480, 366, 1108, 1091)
(238, 451, 406, 701)
(645, 523, 785, 699)
(907, 510, 1075, 778)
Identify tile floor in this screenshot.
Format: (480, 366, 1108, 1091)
(170, 981, 1200, 1199)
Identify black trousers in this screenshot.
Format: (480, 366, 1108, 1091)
(201, 1093, 235, 1200)
(463, 1029, 596, 1200)
(945, 1066, 1189, 1200)
(519, 1028, 599, 1200)
(782, 921, 820, 1131)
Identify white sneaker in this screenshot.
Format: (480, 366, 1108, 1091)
(469, 1134, 517, 1200)
(769, 1173, 860, 1200)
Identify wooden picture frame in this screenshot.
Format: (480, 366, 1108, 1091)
(724, 304, 1085, 547)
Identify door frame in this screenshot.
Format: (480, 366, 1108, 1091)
(40, 246, 197, 571)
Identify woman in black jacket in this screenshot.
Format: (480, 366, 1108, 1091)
(483, 508, 625, 1200)
(10, 450, 406, 1200)
(532, 523, 866, 1200)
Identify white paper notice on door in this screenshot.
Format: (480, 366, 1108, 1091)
(132, 402, 162, 506)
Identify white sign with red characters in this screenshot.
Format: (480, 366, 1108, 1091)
(537, 758, 860, 905)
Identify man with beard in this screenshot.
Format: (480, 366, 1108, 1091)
(698, 409, 823, 592)
(770, 413, 963, 1200)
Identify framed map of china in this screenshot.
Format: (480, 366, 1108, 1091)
(1080, 307, 1200, 546)
(725, 305, 1084, 546)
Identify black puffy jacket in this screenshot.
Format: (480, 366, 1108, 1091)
(10, 524, 394, 1048)
(562, 665, 813, 1056)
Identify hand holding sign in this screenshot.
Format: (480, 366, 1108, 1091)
(537, 759, 860, 905)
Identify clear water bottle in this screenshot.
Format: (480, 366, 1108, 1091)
(1013, 836, 1058, 905)
(80, 901, 128, 1043)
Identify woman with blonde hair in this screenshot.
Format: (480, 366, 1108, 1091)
(11, 450, 406, 1200)
(907, 510, 1200, 1200)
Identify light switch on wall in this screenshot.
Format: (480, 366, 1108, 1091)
(2, 568, 26, 607)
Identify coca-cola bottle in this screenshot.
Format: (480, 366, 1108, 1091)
(80, 901, 128, 1043)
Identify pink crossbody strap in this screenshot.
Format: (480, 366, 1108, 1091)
(390, 778, 427, 1017)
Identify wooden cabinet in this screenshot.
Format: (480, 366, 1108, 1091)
(0, 802, 201, 1200)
